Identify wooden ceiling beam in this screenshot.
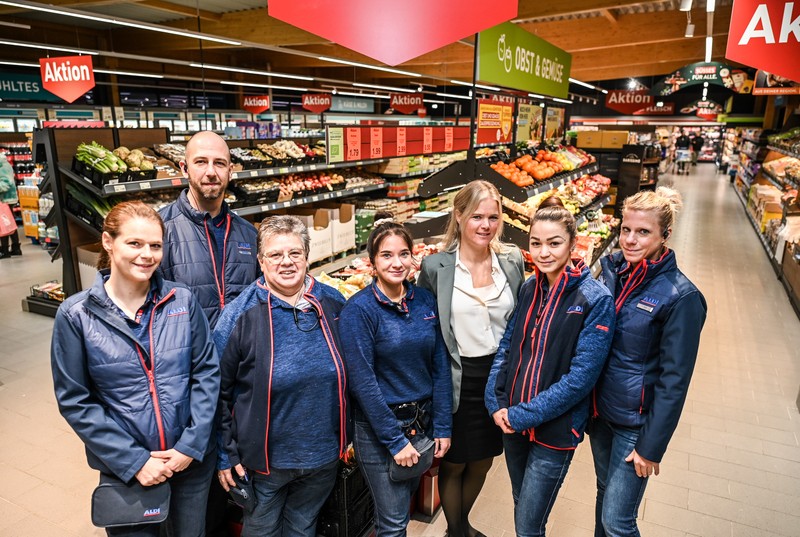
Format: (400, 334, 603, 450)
(600, 8, 618, 25)
(136, 0, 222, 22)
(0, 0, 142, 16)
(514, 0, 653, 21)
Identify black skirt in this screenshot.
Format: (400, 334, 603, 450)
(445, 354, 503, 463)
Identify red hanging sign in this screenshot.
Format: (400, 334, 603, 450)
(604, 90, 654, 115)
(268, 0, 517, 66)
(476, 99, 513, 145)
(390, 93, 424, 114)
(302, 93, 332, 114)
(396, 127, 407, 156)
(370, 128, 383, 159)
(39, 55, 95, 104)
(346, 127, 362, 161)
(633, 103, 676, 115)
(242, 95, 270, 114)
(726, 0, 800, 84)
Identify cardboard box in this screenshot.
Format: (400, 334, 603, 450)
(601, 131, 629, 149)
(320, 203, 356, 254)
(287, 208, 332, 263)
(577, 131, 603, 149)
(76, 242, 102, 290)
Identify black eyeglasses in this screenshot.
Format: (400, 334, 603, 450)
(293, 306, 321, 332)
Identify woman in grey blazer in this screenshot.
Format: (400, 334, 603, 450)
(417, 180, 525, 537)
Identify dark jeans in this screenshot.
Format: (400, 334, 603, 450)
(105, 451, 216, 537)
(589, 418, 648, 537)
(353, 418, 420, 537)
(244, 460, 338, 537)
(503, 433, 574, 537)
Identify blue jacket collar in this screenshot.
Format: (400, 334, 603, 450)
(371, 280, 414, 314)
(177, 188, 229, 225)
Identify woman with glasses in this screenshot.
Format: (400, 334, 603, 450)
(214, 215, 349, 537)
(339, 215, 452, 537)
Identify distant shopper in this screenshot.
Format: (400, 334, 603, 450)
(417, 180, 525, 537)
(691, 134, 704, 165)
(591, 187, 707, 537)
(674, 130, 692, 175)
(51, 201, 219, 537)
(339, 215, 452, 537)
(159, 130, 259, 328)
(674, 130, 691, 150)
(215, 215, 348, 537)
(485, 198, 615, 537)
(0, 152, 21, 259)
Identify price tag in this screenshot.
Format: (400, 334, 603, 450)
(311, 195, 320, 202)
(140, 182, 151, 190)
(114, 184, 126, 193)
(396, 127, 407, 156)
(423, 127, 433, 154)
(171, 178, 182, 186)
(370, 128, 383, 159)
(444, 127, 453, 152)
(279, 168, 289, 174)
(250, 170, 259, 177)
(309, 164, 317, 170)
(261, 205, 271, 212)
(346, 128, 362, 161)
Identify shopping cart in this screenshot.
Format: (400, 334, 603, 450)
(675, 149, 691, 175)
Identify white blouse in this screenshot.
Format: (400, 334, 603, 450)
(450, 249, 516, 358)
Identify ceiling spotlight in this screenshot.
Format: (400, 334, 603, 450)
(431, 103, 439, 109)
(656, 101, 664, 107)
(539, 102, 545, 108)
(703, 82, 709, 87)
(628, 79, 638, 89)
(417, 85, 423, 92)
(679, 0, 693, 11)
(332, 88, 337, 95)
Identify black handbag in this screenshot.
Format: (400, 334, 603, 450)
(388, 400, 435, 482)
(228, 471, 256, 514)
(91, 475, 171, 528)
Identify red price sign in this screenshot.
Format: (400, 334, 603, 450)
(444, 127, 454, 152)
(370, 128, 383, 159)
(396, 127, 407, 156)
(423, 127, 433, 154)
(346, 127, 362, 161)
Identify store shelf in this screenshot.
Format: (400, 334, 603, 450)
(231, 182, 387, 217)
(388, 193, 421, 201)
(380, 166, 450, 179)
(230, 158, 389, 181)
(590, 232, 620, 278)
(732, 184, 780, 276)
(642, 158, 661, 165)
(524, 163, 600, 197)
(21, 296, 61, 318)
(575, 195, 612, 226)
(768, 145, 800, 159)
(60, 165, 187, 196)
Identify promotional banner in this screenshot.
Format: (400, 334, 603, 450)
(39, 55, 94, 103)
(516, 102, 543, 142)
(652, 62, 755, 96)
(241, 95, 270, 114)
(269, 0, 516, 66)
(726, 0, 800, 84)
(302, 94, 332, 114)
(390, 93, 424, 114)
(476, 99, 513, 145)
(330, 96, 374, 113)
(681, 99, 724, 121)
(545, 107, 565, 142)
(477, 22, 572, 98)
(0, 72, 60, 102)
(604, 90, 655, 114)
(752, 70, 800, 95)
(633, 103, 676, 115)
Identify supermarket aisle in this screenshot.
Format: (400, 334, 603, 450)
(0, 163, 799, 536)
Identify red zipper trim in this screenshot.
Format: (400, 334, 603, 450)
(203, 215, 229, 310)
(639, 385, 645, 414)
(264, 295, 275, 474)
(530, 273, 567, 402)
(511, 276, 541, 406)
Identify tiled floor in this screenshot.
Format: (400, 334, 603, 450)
(1, 164, 799, 536)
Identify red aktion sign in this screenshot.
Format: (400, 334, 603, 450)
(726, 0, 800, 83)
(633, 103, 676, 115)
(302, 94, 332, 114)
(242, 95, 270, 114)
(476, 99, 513, 145)
(604, 90, 654, 115)
(39, 55, 95, 104)
(390, 93, 424, 114)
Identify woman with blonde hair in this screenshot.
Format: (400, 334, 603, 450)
(590, 187, 707, 536)
(417, 180, 525, 537)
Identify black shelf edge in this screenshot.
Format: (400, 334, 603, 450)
(403, 213, 450, 239)
(380, 166, 451, 179)
(65, 209, 102, 236)
(22, 296, 60, 317)
(231, 182, 387, 217)
(767, 145, 800, 160)
(590, 232, 620, 276)
(231, 158, 390, 181)
(60, 164, 188, 196)
(524, 163, 600, 198)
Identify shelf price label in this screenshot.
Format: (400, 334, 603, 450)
(370, 128, 383, 159)
(396, 127, 407, 156)
(346, 127, 362, 161)
(423, 127, 433, 154)
(444, 127, 453, 152)
(327, 127, 344, 163)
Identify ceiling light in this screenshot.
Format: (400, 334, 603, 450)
(702, 87, 708, 98)
(0, 39, 98, 55)
(628, 79, 638, 89)
(336, 91, 389, 99)
(685, 22, 695, 37)
(332, 88, 337, 95)
(705, 36, 713, 62)
(353, 82, 415, 93)
(528, 93, 545, 99)
(435, 92, 471, 101)
(423, 99, 445, 104)
(220, 80, 309, 92)
(706, 0, 715, 12)
(539, 102, 545, 108)
(0, 21, 30, 29)
(0, 60, 37, 68)
(450, 79, 501, 91)
(569, 78, 595, 90)
(552, 97, 573, 104)
(317, 56, 421, 77)
(600, 89, 608, 94)
(190, 63, 312, 81)
(704, 82, 709, 87)
(679, 0, 693, 11)
(417, 85, 423, 92)
(656, 101, 664, 107)
(431, 104, 439, 109)
(95, 69, 164, 79)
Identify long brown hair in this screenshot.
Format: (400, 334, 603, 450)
(442, 180, 508, 253)
(97, 201, 165, 270)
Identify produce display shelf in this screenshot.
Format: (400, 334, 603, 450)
(590, 232, 620, 278)
(309, 251, 365, 278)
(230, 158, 389, 181)
(767, 145, 800, 160)
(65, 209, 102, 235)
(575, 195, 612, 226)
(524, 163, 599, 197)
(740, 149, 763, 162)
(60, 165, 188, 196)
(388, 194, 421, 201)
(642, 158, 661, 165)
(742, 137, 765, 145)
(21, 295, 60, 318)
(761, 170, 784, 190)
(380, 166, 450, 179)
(474, 142, 510, 149)
(733, 184, 780, 276)
(231, 182, 387, 217)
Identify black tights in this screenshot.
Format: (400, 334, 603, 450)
(439, 457, 494, 537)
(0, 231, 19, 252)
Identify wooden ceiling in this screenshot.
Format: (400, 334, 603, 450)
(0, 0, 736, 95)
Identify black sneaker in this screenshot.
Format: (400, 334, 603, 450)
(10, 248, 21, 256)
(0, 251, 10, 260)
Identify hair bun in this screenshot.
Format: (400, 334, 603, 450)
(537, 195, 565, 210)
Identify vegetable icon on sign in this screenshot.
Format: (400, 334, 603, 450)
(497, 34, 512, 73)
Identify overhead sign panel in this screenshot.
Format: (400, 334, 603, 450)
(477, 22, 571, 98)
(39, 55, 95, 103)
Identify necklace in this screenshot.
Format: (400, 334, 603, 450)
(377, 281, 405, 303)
